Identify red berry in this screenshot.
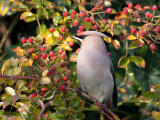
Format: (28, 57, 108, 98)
(70, 15, 74, 18)
(85, 17, 90, 22)
(41, 53, 47, 59)
(28, 37, 34, 43)
(49, 51, 54, 57)
(128, 2, 133, 8)
(69, 41, 74, 47)
(152, 5, 157, 11)
(63, 76, 68, 81)
(63, 11, 68, 17)
(79, 25, 84, 30)
(31, 93, 36, 98)
(79, 11, 86, 17)
(61, 27, 66, 32)
(51, 56, 56, 60)
(28, 48, 34, 53)
(61, 63, 66, 68)
(35, 55, 39, 59)
(21, 37, 27, 43)
(40, 46, 45, 52)
(131, 27, 137, 33)
(155, 27, 160, 33)
(60, 54, 65, 59)
(81, 2, 86, 7)
(93, 25, 98, 29)
(41, 88, 46, 92)
(51, 66, 56, 71)
(147, 40, 152, 45)
(102, 19, 107, 24)
(61, 85, 66, 91)
(73, 22, 78, 27)
(137, 18, 141, 23)
(72, 10, 77, 15)
(92, 7, 97, 12)
(106, 8, 112, 14)
(58, 49, 63, 54)
(149, 13, 153, 18)
(59, 35, 64, 40)
(140, 32, 146, 37)
(77, 29, 82, 33)
(134, 12, 139, 18)
(49, 27, 54, 32)
(120, 35, 125, 40)
(92, 20, 96, 24)
(30, 66, 33, 69)
(123, 7, 128, 14)
(108, 52, 111, 56)
(145, 12, 150, 17)
(99, 5, 104, 11)
(151, 44, 157, 51)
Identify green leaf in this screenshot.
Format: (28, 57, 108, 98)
(0, 102, 3, 107)
(50, 113, 64, 120)
(124, 71, 134, 85)
(53, 16, 62, 26)
(44, 90, 56, 100)
(16, 80, 24, 90)
(20, 12, 36, 22)
(37, 7, 48, 19)
(36, 24, 47, 36)
(5, 87, 16, 96)
(141, 91, 159, 101)
(3, 97, 12, 109)
(152, 111, 160, 120)
(129, 56, 145, 68)
(154, 84, 160, 92)
(51, 94, 64, 106)
(118, 56, 130, 68)
(129, 39, 144, 49)
(58, 6, 67, 12)
(43, 1, 55, 8)
(66, 92, 77, 100)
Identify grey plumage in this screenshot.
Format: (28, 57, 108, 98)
(71, 31, 117, 108)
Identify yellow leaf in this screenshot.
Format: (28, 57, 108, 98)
(127, 35, 137, 40)
(70, 55, 78, 62)
(112, 39, 120, 50)
(1, 59, 10, 75)
(13, 66, 22, 76)
(11, 46, 25, 57)
(103, 37, 112, 43)
(42, 69, 49, 76)
(21, 56, 33, 67)
(41, 76, 51, 84)
(0, 2, 9, 16)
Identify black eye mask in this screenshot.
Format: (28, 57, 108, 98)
(76, 35, 88, 39)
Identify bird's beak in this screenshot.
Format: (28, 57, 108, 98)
(71, 35, 82, 42)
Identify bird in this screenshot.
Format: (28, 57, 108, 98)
(71, 31, 117, 109)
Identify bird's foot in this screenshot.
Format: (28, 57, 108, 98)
(76, 87, 83, 96)
(100, 104, 108, 113)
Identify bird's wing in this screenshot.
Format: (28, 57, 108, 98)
(109, 57, 118, 108)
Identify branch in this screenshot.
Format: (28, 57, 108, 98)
(0, 74, 40, 81)
(38, 90, 58, 117)
(67, 88, 119, 120)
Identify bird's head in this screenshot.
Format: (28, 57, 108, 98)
(71, 31, 108, 46)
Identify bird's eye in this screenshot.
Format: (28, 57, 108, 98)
(76, 35, 88, 39)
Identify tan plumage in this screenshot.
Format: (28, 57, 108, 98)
(71, 31, 117, 108)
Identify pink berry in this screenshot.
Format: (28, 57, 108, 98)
(72, 10, 77, 15)
(40, 46, 45, 52)
(131, 27, 137, 33)
(63, 76, 68, 81)
(41, 88, 46, 92)
(61, 85, 66, 91)
(145, 12, 150, 17)
(35, 55, 39, 59)
(147, 40, 152, 45)
(63, 11, 68, 17)
(61, 27, 66, 32)
(41, 53, 47, 59)
(120, 35, 125, 40)
(49, 51, 54, 57)
(102, 19, 107, 24)
(31, 93, 36, 98)
(155, 27, 159, 33)
(21, 37, 27, 43)
(79, 25, 84, 30)
(28, 37, 34, 43)
(152, 5, 157, 11)
(49, 27, 54, 32)
(123, 7, 128, 14)
(77, 29, 82, 33)
(128, 2, 133, 8)
(58, 49, 63, 54)
(60, 54, 65, 59)
(106, 8, 112, 14)
(85, 17, 90, 22)
(73, 22, 78, 27)
(79, 11, 86, 17)
(151, 44, 157, 51)
(93, 25, 98, 29)
(69, 41, 74, 47)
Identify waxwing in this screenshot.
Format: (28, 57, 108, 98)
(71, 31, 117, 108)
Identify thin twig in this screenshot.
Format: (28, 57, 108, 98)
(0, 74, 40, 81)
(38, 90, 58, 117)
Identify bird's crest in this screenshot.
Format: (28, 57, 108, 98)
(77, 31, 108, 38)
